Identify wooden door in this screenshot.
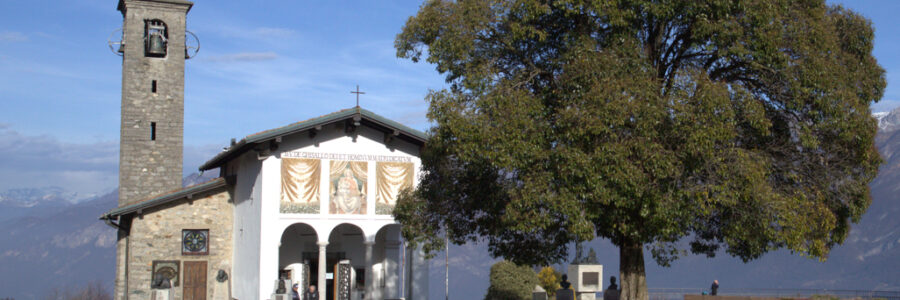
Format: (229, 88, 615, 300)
(183, 261, 207, 300)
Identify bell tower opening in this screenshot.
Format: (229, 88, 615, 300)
(144, 19, 168, 57)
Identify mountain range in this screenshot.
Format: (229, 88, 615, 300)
(3, 109, 900, 299)
(0, 173, 215, 300)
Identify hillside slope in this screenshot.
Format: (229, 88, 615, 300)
(0, 173, 216, 300)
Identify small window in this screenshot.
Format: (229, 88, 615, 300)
(150, 122, 156, 141)
(151, 80, 157, 93)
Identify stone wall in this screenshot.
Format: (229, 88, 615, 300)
(125, 186, 233, 300)
(118, 0, 191, 207)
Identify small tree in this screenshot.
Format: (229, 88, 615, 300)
(537, 266, 562, 296)
(485, 260, 539, 300)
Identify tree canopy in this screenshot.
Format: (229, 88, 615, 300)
(393, 0, 884, 298)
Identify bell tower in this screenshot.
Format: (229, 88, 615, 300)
(117, 0, 193, 207)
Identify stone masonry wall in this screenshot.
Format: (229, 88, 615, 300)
(118, 0, 190, 207)
(115, 2, 192, 298)
(126, 187, 233, 300)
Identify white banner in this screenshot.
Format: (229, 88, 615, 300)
(282, 151, 413, 163)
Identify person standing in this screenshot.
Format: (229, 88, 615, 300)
(291, 284, 300, 300)
(711, 280, 719, 296)
(305, 285, 319, 300)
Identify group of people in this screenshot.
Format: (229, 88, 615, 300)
(291, 284, 318, 300)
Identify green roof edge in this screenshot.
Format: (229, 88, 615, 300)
(100, 178, 227, 219)
(198, 107, 427, 171)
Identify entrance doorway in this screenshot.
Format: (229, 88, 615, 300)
(183, 261, 207, 300)
(303, 252, 346, 300)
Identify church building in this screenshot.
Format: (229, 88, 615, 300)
(100, 1, 430, 299)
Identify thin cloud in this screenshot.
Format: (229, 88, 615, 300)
(210, 26, 296, 41)
(872, 99, 900, 113)
(0, 31, 27, 42)
(204, 52, 279, 62)
(254, 27, 295, 38)
(0, 126, 118, 197)
(0, 126, 221, 198)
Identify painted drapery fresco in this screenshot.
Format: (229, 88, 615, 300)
(330, 161, 367, 214)
(281, 158, 321, 213)
(375, 162, 414, 214)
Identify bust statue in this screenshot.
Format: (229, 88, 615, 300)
(276, 279, 287, 294)
(560, 274, 571, 289)
(151, 273, 171, 289)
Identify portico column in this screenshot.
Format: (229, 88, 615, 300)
(318, 241, 328, 300)
(364, 241, 375, 299)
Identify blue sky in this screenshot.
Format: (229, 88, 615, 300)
(0, 0, 897, 198)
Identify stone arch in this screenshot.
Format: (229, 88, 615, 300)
(372, 223, 404, 296)
(279, 222, 318, 272)
(327, 223, 366, 249)
(374, 223, 402, 244)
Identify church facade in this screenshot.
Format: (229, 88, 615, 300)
(101, 1, 429, 300)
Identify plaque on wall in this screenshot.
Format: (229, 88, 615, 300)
(182, 229, 209, 255)
(152, 260, 180, 287)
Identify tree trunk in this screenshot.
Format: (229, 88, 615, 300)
(619, 240, 648, 300)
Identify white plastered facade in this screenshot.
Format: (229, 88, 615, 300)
(229, 120, 429, 300)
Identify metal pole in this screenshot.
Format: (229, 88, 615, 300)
(445, 234, 449, 300)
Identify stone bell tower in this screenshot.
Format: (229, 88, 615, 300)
(117, 0, 192, 207)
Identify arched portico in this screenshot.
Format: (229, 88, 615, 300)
(278, 222, 318, 297)
(374, 224, 403, 299)
(319, 223, 365, 300)
(272, 219, 407, 300)
(279, 223, 318, 269)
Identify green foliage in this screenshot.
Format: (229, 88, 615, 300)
(395, 0, 884, 265)
(485, 261, 540, 300)
(538, 266, 562, 296)
(394, 1, 884, 298)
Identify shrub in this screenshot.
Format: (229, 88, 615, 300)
(484, 260, 539, 300)
(538, 266, 562, 296)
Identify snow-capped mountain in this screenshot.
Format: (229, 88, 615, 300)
(0, 187, 78, 224)
(0, 186, 75, 208)
(875, 107, 900, 133)
(0, 172, 217, 300)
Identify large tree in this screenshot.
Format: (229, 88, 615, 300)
(393, 1, 885, 299)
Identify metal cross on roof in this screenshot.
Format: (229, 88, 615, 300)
(351, 85, 365, 107)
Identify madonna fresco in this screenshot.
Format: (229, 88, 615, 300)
(330, 161, 367, 214)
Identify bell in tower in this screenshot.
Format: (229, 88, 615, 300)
(145, 20, 167, 57)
